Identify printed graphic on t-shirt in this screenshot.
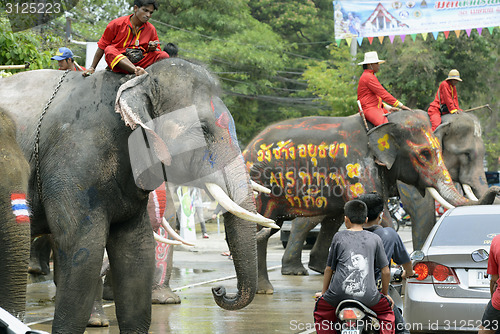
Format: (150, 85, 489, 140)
(343, 252, 368, 297)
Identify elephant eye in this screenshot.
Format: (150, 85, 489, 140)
(419, 148, 432, 162)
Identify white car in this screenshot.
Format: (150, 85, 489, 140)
(404, 205, 500, 332)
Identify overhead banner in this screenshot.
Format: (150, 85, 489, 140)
(334, 0, 500, 40)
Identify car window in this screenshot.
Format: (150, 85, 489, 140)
(431, 214, 500, 246)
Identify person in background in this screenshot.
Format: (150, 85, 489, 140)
(479, 233, 500, 334)
(314, 200, 395, 334)
(427, 69, 463, 131)
(82, 0, 169, 77)
(51, 47, 85, 71)
(359, 192, 414, 334)
(191, 187, 209, 238)
(357, 51, 411, 126)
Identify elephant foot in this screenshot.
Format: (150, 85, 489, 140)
(257, 279, 274, 294)
(281, 264, 309, 276)
(87, 303, 109, 327)
(308, 263, 325, 274)
(152, 286, 181, 304)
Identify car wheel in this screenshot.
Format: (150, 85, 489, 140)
(392, 219, 400, 232)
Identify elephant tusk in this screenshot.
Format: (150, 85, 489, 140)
(154, 231, 182, 245)
(251, 180, 271, 194)
(205, 183, 280, 229)
(463, 184, 479, 201)
(427, 187, 455, 210)
(161, 217, 195, 246)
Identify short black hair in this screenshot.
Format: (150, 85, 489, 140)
(344, 200, 367, 225)
(164, 42, 178, 57)
(358, 192, 384, 221)
(134, 0, 158, 10)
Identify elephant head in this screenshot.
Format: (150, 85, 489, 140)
(0, 110, 30, 318)
(113, 59, 274, 309)
(434, 112, 489, 201)
(367, 109, 498, 208)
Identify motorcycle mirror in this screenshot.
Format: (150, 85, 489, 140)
(410, 250, 425, 261)
(471, 249, 489, 262)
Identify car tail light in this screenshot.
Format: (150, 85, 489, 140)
(410, 261, 459, 284)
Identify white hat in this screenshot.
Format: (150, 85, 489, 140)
(358, 51, 386, 65)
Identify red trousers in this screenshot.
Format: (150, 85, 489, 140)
(364, 107, 389, 126)
(314, 295, 395, 334)
(104, 45, 169, 73)
(427, 105, 444, 131)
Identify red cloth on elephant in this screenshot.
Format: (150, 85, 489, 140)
(97, 14, 169, 73)
(147, 183, 167, 231)
(357, 69, 402, 126)
(314, 295, 395, 334)
(427, 80, 462, 131)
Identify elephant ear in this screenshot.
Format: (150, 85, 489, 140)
(367, 123, 399, 170)
(433, 121, 451, 144)
(115, 74, 171, 166)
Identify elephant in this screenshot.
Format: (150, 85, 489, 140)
(242, 109, 499, 294)
(398, 111, 497, 249)
(0, 58, 275, 333)
(0, 109, 30, 319)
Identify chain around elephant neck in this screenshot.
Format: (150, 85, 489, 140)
(33, 70, 70, 200)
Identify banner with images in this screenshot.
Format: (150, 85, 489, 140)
(334, 0, 500, 42)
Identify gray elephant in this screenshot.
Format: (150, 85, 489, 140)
(399, 111, 496, 249)
(0, 109, 30, 318)
(243, 110, 499, 294)
(0, 58, 274, 333)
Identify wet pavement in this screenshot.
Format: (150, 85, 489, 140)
(24, 224, 413, 334)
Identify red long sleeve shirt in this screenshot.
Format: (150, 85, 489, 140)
(429, 80, 461, 114)
(357, 69, 401, 111)
(98, 14, 161, 69)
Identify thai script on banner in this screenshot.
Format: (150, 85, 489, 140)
(333, 0, 500, 42)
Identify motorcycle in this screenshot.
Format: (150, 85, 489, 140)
(387, 197, 411, 232)
(334, 268, 409, 334)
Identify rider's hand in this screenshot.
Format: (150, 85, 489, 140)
(402, 269, 415, 280)
(314, 292, 323, 300)
(387, 107, 399, 112)
(400, 105, 411, 111)
(147, 41, 159, 52)
(82, 67, 95, 77)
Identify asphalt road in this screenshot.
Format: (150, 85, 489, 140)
(24, 223, 413, 334)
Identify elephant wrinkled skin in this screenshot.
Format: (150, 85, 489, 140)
(0, 110, 30, 318)
(243, 110, 500, 294)
(0, 59, 260, 333)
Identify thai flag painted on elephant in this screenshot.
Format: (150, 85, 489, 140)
(11, 193, 30, 224)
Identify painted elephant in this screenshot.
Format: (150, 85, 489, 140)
(399, 111, 497, 249)
(0, 109, 30, 318)
(283, 111, 496, 278)
(243, 110, 500, 294)
(0, 58, 274, 333)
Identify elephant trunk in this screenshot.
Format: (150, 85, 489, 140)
(212, 202, 257, 310)
(430, 182, 500, 209)
(211, 159, 257, 310)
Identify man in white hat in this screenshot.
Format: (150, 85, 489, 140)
(427, 69, 463, 131)
(357, 51, 410, 126)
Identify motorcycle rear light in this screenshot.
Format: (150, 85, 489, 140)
(411, 261, 459, 284)
(339, 308, 364, 320)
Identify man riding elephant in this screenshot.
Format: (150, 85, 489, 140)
(0, 58, 275, 333)
(243, 110, 500, 294)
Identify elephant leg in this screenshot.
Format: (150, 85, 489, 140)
(106, 212, 154, 333)
(308, 215, 343, 274)
(50, 211, 108, 333)
(87, 277, 110, 327)
(257, 227, 275, 294)
(152, 234, 180, 304)
(398, 182, 436, 250)
(282, 217, 322, 276)
(28, 234, 52, 275)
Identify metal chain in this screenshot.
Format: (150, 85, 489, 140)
(33, 70, 70, 200)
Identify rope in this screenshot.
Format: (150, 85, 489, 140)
(33, 70, 70, 200)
